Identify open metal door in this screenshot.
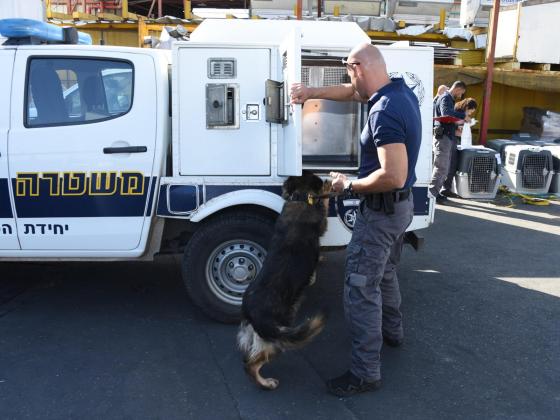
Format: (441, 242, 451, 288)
(277, 28, 302, 176)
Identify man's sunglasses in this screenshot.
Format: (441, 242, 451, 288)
(341, 58, 360, 68)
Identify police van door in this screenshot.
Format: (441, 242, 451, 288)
(0, 50, 20, 250)
(277, 28, 302, 176)
(7, 51, 157, 254)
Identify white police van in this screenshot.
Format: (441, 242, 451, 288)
(0, 18, 434, 322)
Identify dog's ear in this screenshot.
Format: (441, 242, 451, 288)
(282, 176, 298, 198)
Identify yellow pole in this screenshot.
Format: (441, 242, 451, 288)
(439, 8, 446, 31)
(333, 5, 340, 16)
(138, 16, 148, 48)
(184, 0, 192, 19)
(122, 0, 128, 18)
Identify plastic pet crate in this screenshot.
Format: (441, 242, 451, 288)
(451, 146, 501, 199)
(498, 144, 554, 194)
(511, 139, 560, 193)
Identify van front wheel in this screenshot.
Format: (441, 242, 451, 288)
(182, 212, 275, 323)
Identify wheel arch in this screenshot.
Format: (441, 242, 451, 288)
(190, 190, 284, 223)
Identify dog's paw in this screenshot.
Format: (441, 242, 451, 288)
(260, 378, 280, 390)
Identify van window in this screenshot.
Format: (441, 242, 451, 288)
(26, 58, 133, 127)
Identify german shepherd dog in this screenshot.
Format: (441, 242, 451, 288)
(237, 172, 330, 390)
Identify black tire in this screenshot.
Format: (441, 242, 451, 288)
(182, 211, 275, 324)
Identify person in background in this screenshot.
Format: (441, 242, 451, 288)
(441, 98, 478, 197)
(433, 84, 448, 105)
(291, 43, 421, 397)
(430, 80, 467, 204)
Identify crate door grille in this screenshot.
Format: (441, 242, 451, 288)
(522, 154, 548, 189)
(468, 155, 496, 193)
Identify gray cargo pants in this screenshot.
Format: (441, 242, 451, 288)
(344, 195, 414, 381)
(429, 134, 454, 197)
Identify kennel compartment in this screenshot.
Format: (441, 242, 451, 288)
(301, 58, 362, 170)
(452, 147, 500, 199)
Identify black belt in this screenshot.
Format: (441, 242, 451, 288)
(362, 188, 411, 215)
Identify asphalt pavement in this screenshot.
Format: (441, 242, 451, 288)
(1, 196, 559, 420)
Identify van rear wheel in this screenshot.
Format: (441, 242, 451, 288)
(182, 212, 275, 323)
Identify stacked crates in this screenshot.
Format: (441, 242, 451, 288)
(451, 146, 501, 199)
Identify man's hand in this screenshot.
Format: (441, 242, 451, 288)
(330, 171, 349, 193)
(290, 83, 311, 104)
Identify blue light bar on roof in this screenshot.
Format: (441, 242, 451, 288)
(0, 18, 92, 45)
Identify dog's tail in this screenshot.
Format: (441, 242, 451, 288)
(275, 311, 327, 350)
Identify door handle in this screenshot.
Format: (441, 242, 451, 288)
(103, 146, 147, 154)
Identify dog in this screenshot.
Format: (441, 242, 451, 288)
(237, 171, 330, 390)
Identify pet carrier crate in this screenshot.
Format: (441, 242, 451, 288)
(542, 144, 560, 193)
(498, 144, 554, 194)
(509, 139, 560, 193)
(486, 139, 523, 161)
(451, 147, 501, 199)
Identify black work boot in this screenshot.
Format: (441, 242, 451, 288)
(326, 371, 382, 397)
(435, 194, 448, 205)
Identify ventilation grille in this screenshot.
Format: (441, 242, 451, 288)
(468, 156, 496, 193)
(301, 67, 310, 85)
(522, 154, 549, 189)
(208, 59, 236, 79)
(323, 67, 349, 86)
(301, 66, 349, 87)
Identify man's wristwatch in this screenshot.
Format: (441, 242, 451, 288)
(344, 181, 353, 194)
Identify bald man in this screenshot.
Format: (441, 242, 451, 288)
(291, 43, 421, 397)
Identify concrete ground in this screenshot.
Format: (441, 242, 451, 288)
(1, 196, 559, 420)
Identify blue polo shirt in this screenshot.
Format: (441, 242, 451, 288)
(359, 77, 422, 189)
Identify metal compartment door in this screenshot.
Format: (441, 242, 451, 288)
(176, 46, 271, 176)
(277, 28, 302, 176)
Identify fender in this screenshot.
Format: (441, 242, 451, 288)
(190, 189, 284, 223)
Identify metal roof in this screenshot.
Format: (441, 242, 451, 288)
(190, 19, 371, 50)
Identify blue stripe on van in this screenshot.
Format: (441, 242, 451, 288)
(12, 176, 151, 218)
(156, 184, 430, 218)
(0, 179, 13, 218)
(413, 186, 429, 216)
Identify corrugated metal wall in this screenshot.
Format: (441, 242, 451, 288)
(0, 0, 46, 20)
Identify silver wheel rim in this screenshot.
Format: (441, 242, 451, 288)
(205, 239, 267, 306)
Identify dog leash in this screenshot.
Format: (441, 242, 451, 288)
(307, 191, 343, 205)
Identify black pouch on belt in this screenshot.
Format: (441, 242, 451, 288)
(382, 192, 395, 215)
